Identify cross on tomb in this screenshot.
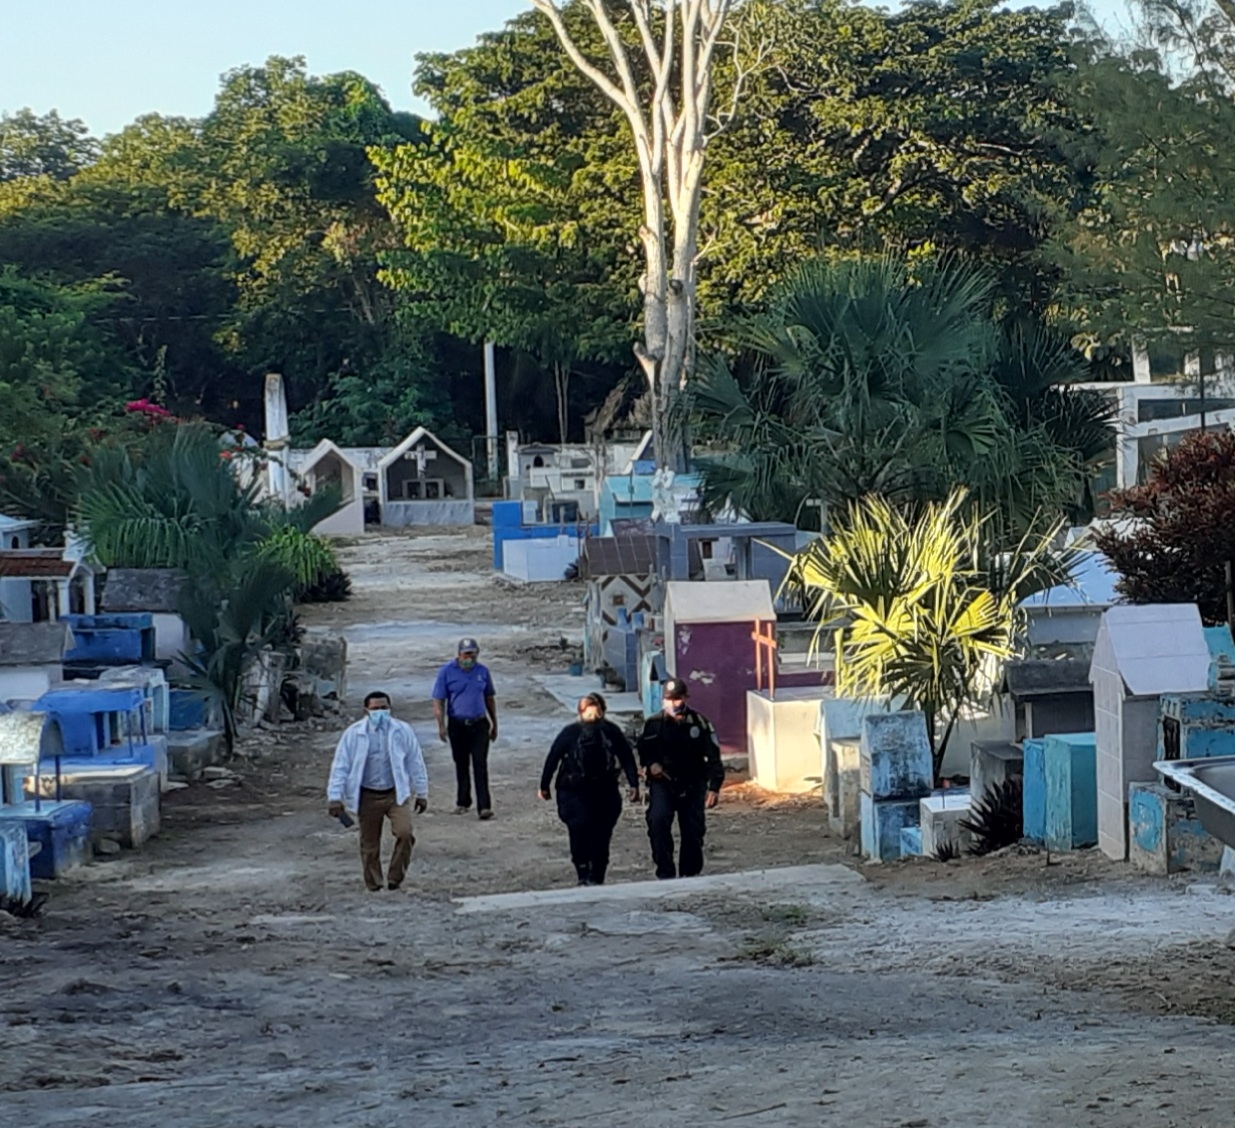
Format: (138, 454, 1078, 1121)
(405, 446, 437, 477)
(751, 619, 779, 699)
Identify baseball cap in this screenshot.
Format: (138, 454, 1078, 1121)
(662, 677, 689, 700)
(458, 637, 480, 654)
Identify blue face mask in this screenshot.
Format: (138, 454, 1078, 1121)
(368, 708, 390, 728)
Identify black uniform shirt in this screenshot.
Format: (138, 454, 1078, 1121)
(636, 707, 725, 792)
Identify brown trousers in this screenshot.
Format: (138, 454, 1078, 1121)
(358, 787, 414, 890)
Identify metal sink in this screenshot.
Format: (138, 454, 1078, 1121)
(1155, 757, 1235, 849)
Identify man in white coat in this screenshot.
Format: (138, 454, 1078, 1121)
(327, 691, 429, 891)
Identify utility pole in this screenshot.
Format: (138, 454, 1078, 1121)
(484, 341, 499, 485)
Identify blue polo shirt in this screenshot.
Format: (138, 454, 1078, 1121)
(433, 660, 495, 721)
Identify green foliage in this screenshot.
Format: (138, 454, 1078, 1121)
(257, 525, 338, 590)
(1095, 430, 1235, 625)
(1052, 25, 1235, 357)
(783, 487, 1074, 779)
(0, 108, 99, 182)
(959, 777, 1024, 855)
(178, 557, 298, 750)
(691, 256, 1113, 539)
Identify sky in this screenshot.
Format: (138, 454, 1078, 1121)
(1, 0, 1138, 138)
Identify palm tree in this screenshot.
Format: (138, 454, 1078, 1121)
(691, 256, 1114, 541)
(783, 487, 1076, 782)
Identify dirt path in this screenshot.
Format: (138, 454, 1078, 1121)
(5, 527, 1235, 1127)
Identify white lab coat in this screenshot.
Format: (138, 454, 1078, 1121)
(327, 718, 428, 813)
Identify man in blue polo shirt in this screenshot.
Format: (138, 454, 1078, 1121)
(432, 638, 498, 820)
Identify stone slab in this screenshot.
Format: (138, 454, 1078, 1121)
(167, 729, 228, 781)
(860, 710, 933, 802)
(454, 863, 862, 913)
(747, 687, 828, 795)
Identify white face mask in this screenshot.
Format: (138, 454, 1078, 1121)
(368, 708, 391, 728)
(663, 699, 685, 717)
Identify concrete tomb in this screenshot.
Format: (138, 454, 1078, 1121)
(1128, 781, 1222, 875)
(0, 621, 69, 703)
(0, 711, 92, 880)
(99, 568, 192, 672)
(746, 685, 830, 795)
(919, 790, 974, 858)
(33, 685, 166, 781)
(0, 548, 96, 624)
(1090, 603, 1210, 860)
(297, 439, 365, 536)
(970, 740, 1024, 800)
(662, 580, 775, 755)
(817, 695, 899, 841)
(1038, 732, 1098, 852)
(859, 710, 933, 862)
(378, 427, 475, 527)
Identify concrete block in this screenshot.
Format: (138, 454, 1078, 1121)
(0, 800, 92, 879)
(26, 763, 160, 848)
(0, 821, 32, 903)
(1022, 738, 1047, 844)
(100, 568, 189, 614)
(169, 688, 209, 731)
(1044, 732, 1098, 852)
(747, 687, 829, 795)
(826, 738, 861, 841)
(971, 740, 1023, 800)
(1128, 782, 1223, 876)
(899, 826, 922, 857)
(61, 613, 156, 665)
(300, 633, 348, 703)
(860, 710, 933, 802)
(0, 621, 70, 665)
(99, 666, 170, 733)
(860, 793, 920, 862)
(167, 728, 228, 781)
(920, 792, 974, 858)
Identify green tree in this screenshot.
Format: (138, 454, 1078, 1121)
(1094, 430, 1235, 625)
(0, 108, 99, 182)
(784, 487, 1074, 781)
(1052, 25, 1235, 359)
(691, 256, 1113, 539)
(374, 16, 637, 443)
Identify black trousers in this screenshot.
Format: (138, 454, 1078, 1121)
(557, 784, 622, 884)
(448, 717, 491, 813)
(646, 779, 707, 880)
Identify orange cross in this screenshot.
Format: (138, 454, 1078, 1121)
(751, 619, 779, 698)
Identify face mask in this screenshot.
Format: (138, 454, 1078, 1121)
(368, 708, 390, 728)
(459, 656, 477, 670)
(580, 708, 602, 724)
(663, 699, 685, 717)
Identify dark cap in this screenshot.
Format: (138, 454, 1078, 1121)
(662, 677, 689, 700)
(457, 637, 480, 655)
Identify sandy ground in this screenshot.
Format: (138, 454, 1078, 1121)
(5, 526, 1235, 1127)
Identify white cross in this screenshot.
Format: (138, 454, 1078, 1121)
(405, 447, 437, 476)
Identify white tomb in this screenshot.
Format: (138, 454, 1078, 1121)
(1090, 603, 1210, 860)
(378, 427, 475, 527)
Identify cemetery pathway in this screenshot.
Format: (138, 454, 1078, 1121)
(4, 527, 1235, 1126)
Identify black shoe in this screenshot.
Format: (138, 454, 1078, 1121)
(388, 882, 402, 892)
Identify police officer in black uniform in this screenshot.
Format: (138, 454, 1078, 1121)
(636, 677, 724, 880)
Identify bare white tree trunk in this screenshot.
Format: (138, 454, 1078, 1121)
(529, 0, 754, 470)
